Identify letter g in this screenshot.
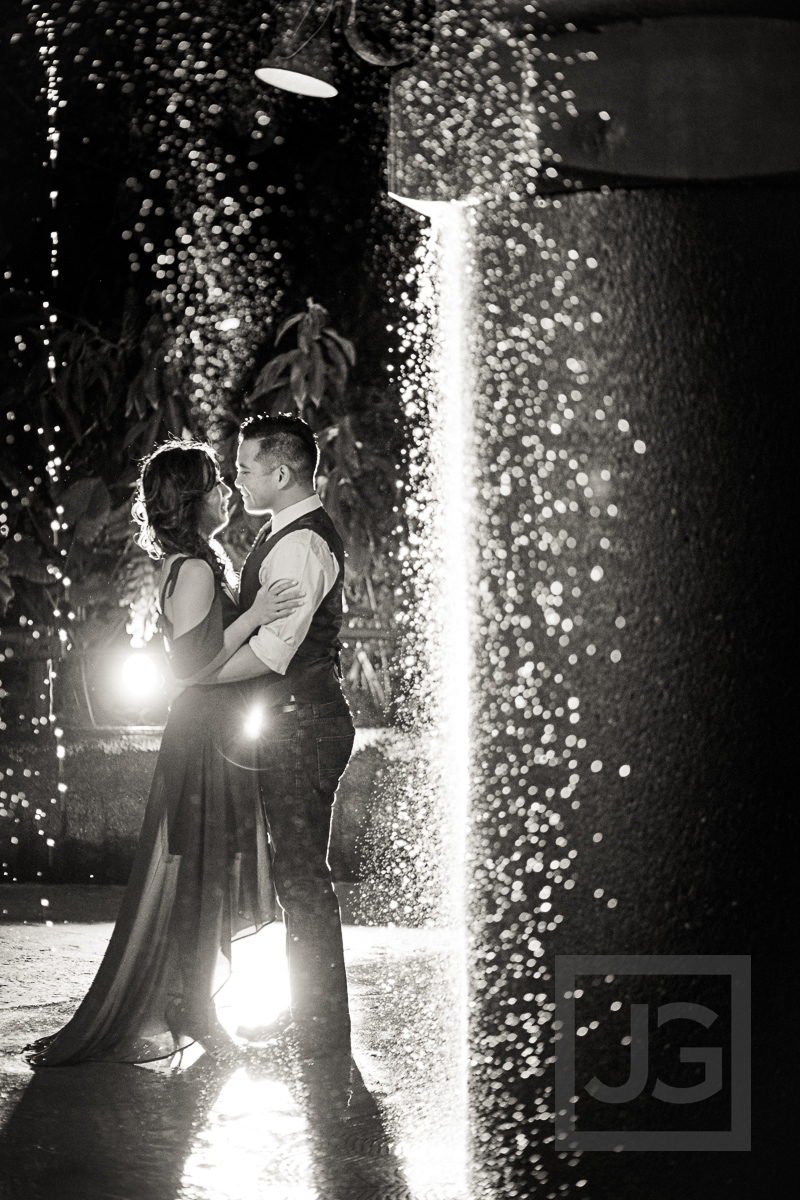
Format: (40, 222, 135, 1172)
(652, 1002, 722, 1104)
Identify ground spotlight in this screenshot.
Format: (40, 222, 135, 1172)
(256, 1, 338, 98)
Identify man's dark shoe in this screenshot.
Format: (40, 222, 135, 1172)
(296, 1036, 351, 1062)
(295, 1017, 351, 1062)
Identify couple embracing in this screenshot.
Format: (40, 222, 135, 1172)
(26, 413, 355, 1067)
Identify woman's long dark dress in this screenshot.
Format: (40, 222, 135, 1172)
(25, 558, 276, 1066)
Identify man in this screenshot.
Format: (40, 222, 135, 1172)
(210, 412, 355, 1058)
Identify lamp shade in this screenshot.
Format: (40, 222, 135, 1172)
(255, 17, 338, 99)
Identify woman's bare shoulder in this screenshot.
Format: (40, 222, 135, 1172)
(165, 556, 216, 636)
(162, 556, 215, 609)
(166, 555, 214, 581)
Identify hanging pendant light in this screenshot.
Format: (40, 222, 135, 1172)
(256, 1, 434, 99)
(256, 2, 338, 99)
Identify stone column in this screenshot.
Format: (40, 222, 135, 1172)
(390, 5, 798, 1196)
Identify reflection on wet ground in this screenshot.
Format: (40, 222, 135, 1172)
(0, 922, 467, 1200)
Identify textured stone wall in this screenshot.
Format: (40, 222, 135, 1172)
(465, 185, 797, 1197)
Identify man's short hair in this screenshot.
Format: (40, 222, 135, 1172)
(239, 413, 319, 483)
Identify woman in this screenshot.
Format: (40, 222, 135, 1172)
(25, 439, 302, 1066)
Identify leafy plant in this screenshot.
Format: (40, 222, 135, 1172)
(1, 294, 192, 643)
(123, 311, 197, 456)
(246, 298, 356, 414)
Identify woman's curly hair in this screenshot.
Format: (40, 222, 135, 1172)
(132, 439, 230, 583)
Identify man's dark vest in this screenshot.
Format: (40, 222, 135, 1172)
(239, 504, 345, 705)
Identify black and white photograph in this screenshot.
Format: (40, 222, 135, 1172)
(0, 2, 797, 1198)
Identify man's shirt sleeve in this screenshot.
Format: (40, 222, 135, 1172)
(248, 530, 340, 674)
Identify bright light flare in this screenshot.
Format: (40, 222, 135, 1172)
(243, 706, 263, 739)
(216, 922, 291, 1034)
(393, 195, 473, 1195)
(430, 201, 472, 928)
(120, 653, 158, 699)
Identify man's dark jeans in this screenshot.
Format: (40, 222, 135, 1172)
(255, 699, 355, 1052)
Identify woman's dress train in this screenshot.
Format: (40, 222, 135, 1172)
(25, 559, 275, 1066)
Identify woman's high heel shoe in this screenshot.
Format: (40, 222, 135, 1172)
(166, 999, 241, 1064)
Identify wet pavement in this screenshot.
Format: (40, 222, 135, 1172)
(0, 888, 467, 1200)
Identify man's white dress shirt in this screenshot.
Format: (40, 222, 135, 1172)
(246, 494, 340, 675)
